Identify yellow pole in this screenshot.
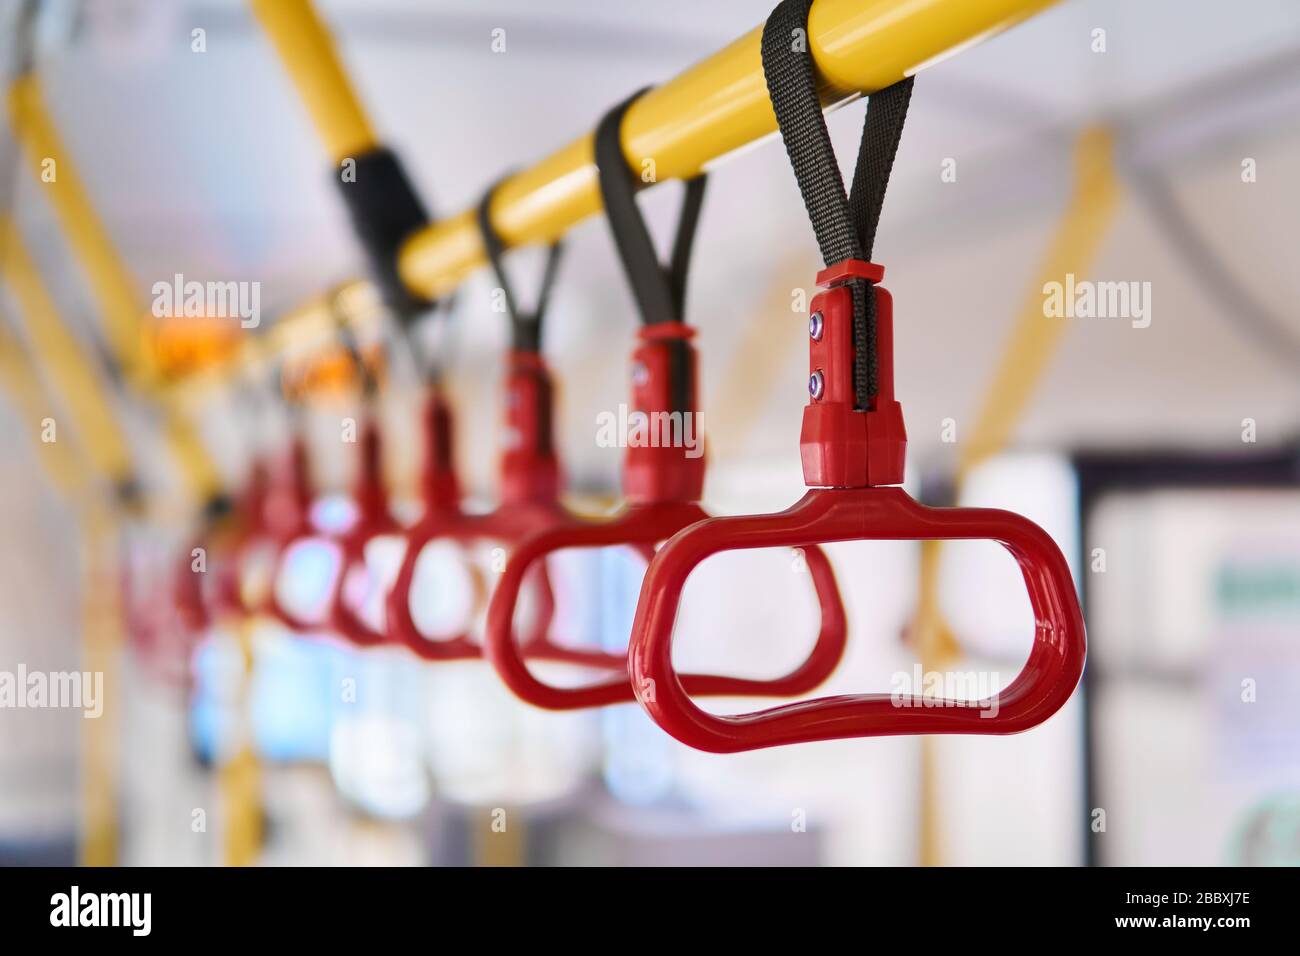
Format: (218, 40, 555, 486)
(470, 806, 525, 867)
(0, 323, 124, 866)
(0, 320, 88, 497)
(6, 73, 223, 505)
(398, 0, 1059, 298)
(956, 129, 1121, 481)
(219, 616, 263, 867)
(247, 0, 379, 163)
(79, 500, 122, 867)
(915, 126, 1120, 866)
(0, 217, 136, 491)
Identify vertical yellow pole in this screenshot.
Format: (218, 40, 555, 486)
(79, 500, 122, 867)
(219, 616, 263, 867)
(0, 320, 88, 497)
(0, 217, 136, 489)
(915, 127, 1119, 866)
(6, 73, 223, 505)
(2, 219, 140, 865)
(247, 0, 378, 162)
(470, 806, 525, 867)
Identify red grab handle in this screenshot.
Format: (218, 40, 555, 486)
(626, 268, 1084, 752)
(385, 362, 628, 667)
(261, 436, 328, 632)
(328, 419, 402, 647)
(383, 386, 479, 658)
(484, 500, 847, 709)
(193, 461, 269, 620)
(174, 536, 211, 634)
(627, 486, 1085, 752)
(387, 498, 630, 666)
(483, 325, 849, 709)
(327, 516, 400, 646)
(385, 510, 490, 660)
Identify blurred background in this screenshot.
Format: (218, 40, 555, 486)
(1, 0, 1298, 866)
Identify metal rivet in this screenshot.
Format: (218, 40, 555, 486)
(808, 370, 824, 400)
(809, 310, 824, 341)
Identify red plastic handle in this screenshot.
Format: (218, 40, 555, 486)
(190, 461, 269, 620)
(387, 503, 632, 666)
(484, 500, 847, 709)
(627, 485, 1086, 752)
(327, 517, 400, 646)
(385, 510, 495, 660)
(263, 522, 327, 632)
(483, 325, 848, 708)
(322, 417, 404, 646)
(260, 437, 327, 632)
(173, 536, 211, 634)
(381, 386, 479, 657)
(386, 360, 627, 667)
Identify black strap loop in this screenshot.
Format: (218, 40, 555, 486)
(326, 286, 379, 400)
(393, 295, 457, 386)
(476, 181, 564, 354)
(333, 146, 434, 323)
(761, 0, 913, 408)
(594, 89, 708, 328)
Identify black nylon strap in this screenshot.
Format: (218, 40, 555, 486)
(594, 90, 708, 416)
(333, 146, 434, 323)
(327, 286, 379, 399)
(475, 181, 564, 354)
(401, 295, 457, 384)
(761, 0, 913, 409)
(594, 89, 708, 329)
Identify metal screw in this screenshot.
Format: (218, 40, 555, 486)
(808, 370, 824, 400)
(809, 310, 823, 341)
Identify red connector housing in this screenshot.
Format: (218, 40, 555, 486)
(623, 323, 706, 505)
(499, 351, 562, 505)
(802, 260, 906, 488)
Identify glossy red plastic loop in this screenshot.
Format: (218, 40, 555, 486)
(628, 486, 1086, 752)
(484, 325, 849, 709)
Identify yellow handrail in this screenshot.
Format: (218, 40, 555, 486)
(398, 0, 1059, 299)
(245, 0, 1059, 317)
